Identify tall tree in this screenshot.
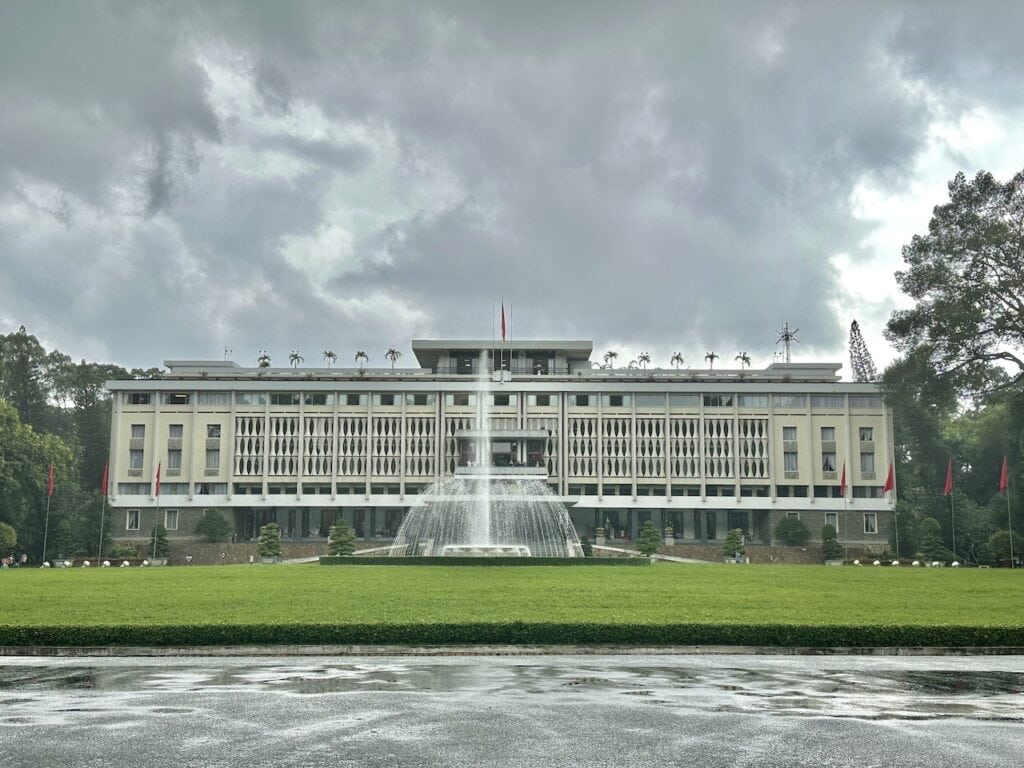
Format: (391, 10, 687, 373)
(886, 168, 1024, 394)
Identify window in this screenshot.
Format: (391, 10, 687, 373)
(160, 483, 188, 495)
(569, 394, 592, 406)
(126, 510, 140, 531)
(634, 394, 665, 408)
(849, 395, 882, 408)
(118, 484, 149, 495)
(406, 393, 436, 406)
(811, 395, 844, 408)
(164, 509, 178, 531)
(784, 451, 799, 472)
(786, 511, 800, 519)
(207, 424, 221, 439)
(303, 393, 330, 406)
(703, 394, 733, 407)
(859, 426, 874, 441)
(602, 394, 630, 407)
(342, 394, 365, 406)
(131, 424, 145, 439)
(490, 394, 517, 407)
(737, 394, 769, 407)
(821, 452, 836, 472)
(162, 393, 191, 405)
(825, 512, 838, 530)
(853, 485, 884, 499)
(374, 394, 396, 406)
(772, 394, 806, 408)
(169, 424, 183, 439)
(206, 449, 220, 471)
(270, 392, 299, 406)
(236, 392, 267, 406)
(863, 512, 878, 534)
(127, 393, 151, 405)
(669, 394, 700, 407)
(860, 452, 875, 473)
(167, 449, 182, 470)
(820, 427, 836, 442)
(445, 393, 477, 406)
(782, 426, 797, 441)
(528, 394, 553, 407)
(197, 392, 231, 405)
(129, 449, 144, 470)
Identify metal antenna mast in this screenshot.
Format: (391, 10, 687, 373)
(848, 320, 878, 382)
(776, 322, 799, 363)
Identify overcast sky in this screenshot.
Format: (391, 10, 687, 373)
(1, 1, 1022, 376)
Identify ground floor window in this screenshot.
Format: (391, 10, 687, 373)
(825, 512, 838, 531)
(863, 512, 878, 534)
(164, 509, 178, 530)
(127, 509, 140, 531)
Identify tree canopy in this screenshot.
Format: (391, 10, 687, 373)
(886, 169, 1024, 394)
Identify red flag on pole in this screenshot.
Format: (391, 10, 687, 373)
(999, 456, 1009, 493)
(101, 462, 109, 498)
(839, 461, 847, 496)
(500, 301, 507, 342)
(155, 461, 161, 497)
(882, 461, 895, 493)
(943, 458, 954, 496)
(47, 463, 54, 497)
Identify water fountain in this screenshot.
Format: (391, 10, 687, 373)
(389, 351, 582, 558)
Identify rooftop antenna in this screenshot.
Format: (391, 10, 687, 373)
(848, 319, 878, 382)
(223, 346, 232, 361)
(776, 322, 799, 363)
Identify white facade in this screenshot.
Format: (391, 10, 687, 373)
(106, 339, 895, 547)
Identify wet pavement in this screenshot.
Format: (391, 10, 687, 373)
(1, 654, 1023, 767)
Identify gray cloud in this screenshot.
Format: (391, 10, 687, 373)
(2, 1, 1024, 371)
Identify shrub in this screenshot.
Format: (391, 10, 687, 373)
(722, 528, 746, 558)
(820, 524, 842, 561)
(328, 520, 356, 556)
(148, 524, 170, 558)
(579, 537, 593, 557)
(194, 509, 233, 543)
(916, 517, 949, 562)
(988, 530, 1024, 562)
(636, 520, 661, 556)
(774, 516, 810, 546)
(0, 521, 16, 552)
(257, 523, 282, 558)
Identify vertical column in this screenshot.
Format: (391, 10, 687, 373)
(261, 396, 270, 499)
(227, 392, 236, 501)
(297, 392, 305, 500)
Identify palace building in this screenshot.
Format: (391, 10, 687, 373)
(105, 339, 895, 549)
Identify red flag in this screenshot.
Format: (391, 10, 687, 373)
(47, 463, 54, 497)
(500, 301, 507, 342)
(101, 462, 109, 498)
(882, 461, 895, 493)
(943, 458, 953, 496)
(155, 461, 161, 497)
(999, 456, 1008, 493)
(839, 461, 847, 496)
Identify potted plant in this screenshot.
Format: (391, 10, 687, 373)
(258, 522, 283, 563)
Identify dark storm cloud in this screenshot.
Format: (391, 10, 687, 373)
(2, 1, 1024, 370)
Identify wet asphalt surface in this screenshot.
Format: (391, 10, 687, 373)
(1, 654, 1023, 767)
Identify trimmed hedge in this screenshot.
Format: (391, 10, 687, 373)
(0, 621, 1021, 648)
(319, 556, 651, 566)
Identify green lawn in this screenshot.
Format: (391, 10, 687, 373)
(2, 562, 1022, 648)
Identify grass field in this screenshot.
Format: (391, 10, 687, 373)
(2, 562, 1023, 648)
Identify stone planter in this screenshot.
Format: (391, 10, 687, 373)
(824, 559, 843, 566)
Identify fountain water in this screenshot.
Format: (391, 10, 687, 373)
(388, 351, 582, 557)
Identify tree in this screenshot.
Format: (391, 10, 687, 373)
(670, 352, 684, 370)
(988, 530, 1024, 563)
(258, 351, 271, 368)
(149, 523, 170, 559)
(848, 320, 878, 382)
(258, 522, 283, 558)
(385, 348, 401, 368)
(821, 524, 842, 561)
(886, 168, 1024, 394)
(289, 350, 303, 368)
(636, 520, 661, 556)
(328, 519, 356, 556)
(637, 352, 650, 370)
(194, 509, 233, 542)
(722, 528, 745, 558)
(323, 350, 337, 367)
(704, 352, 718, 369)
(774, 516, 810, 546)
(916, 517, 950, 562)
(735, 352, 751, 370)
(0, 521, 16, 553)
(603, 350, 618, 369)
